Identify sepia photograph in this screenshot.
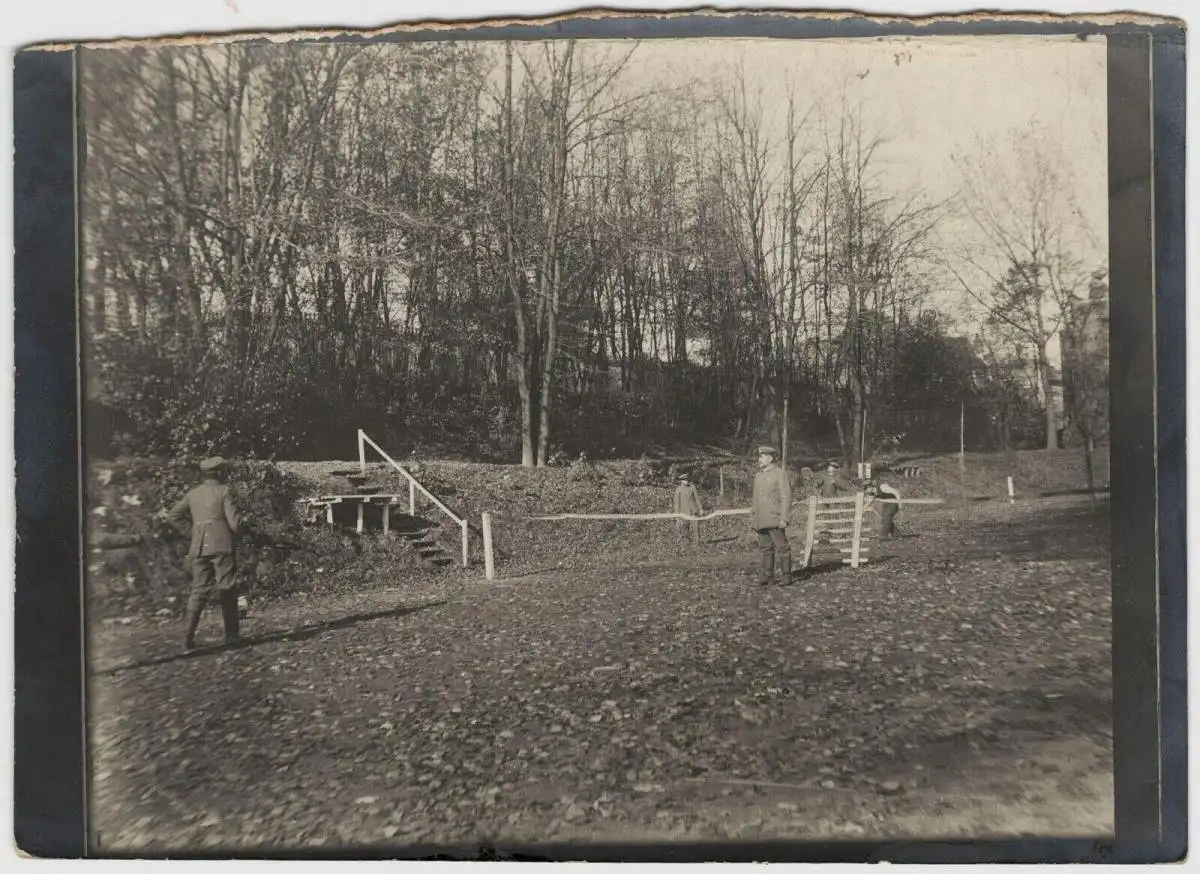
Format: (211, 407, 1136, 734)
(11, 5, 1183, 861)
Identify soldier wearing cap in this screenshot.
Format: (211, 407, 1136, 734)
(818, 461, 852, 498)
(672, 472, 704, 544)
(166, 456, 242, 651)
(750, 445, 792, 585)
(815, 461, 856, 545)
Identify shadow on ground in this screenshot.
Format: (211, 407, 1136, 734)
(794, 555, 896, 580)
(951, 504, 1110, 562)
(92, 599, 447, 677)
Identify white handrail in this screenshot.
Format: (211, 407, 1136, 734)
(358, 430, 464, 526)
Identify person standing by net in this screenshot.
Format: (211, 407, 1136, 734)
(751, 446, 792, 586)
(818, 461, 852, 497)
(166, 456, 242, 652)
(672, 472, 704, 545)
(874, 479, 902, 538)
(814, 461, 853, 544)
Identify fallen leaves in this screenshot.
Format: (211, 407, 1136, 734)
(88, 498, 1111, 852)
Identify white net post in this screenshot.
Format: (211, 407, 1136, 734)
(482, 512, 495, 581)
(850, 491, 865, 568)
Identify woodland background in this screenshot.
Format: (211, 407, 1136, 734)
(80, 40, 1110, 468)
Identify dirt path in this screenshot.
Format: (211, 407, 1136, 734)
(87, 500, 1112, 854)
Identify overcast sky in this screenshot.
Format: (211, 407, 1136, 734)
(536, 34, 1108, 341)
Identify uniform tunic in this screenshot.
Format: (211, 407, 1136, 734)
(168, 481, 241, 559)
(750, 462, 792, 583)
(673, 483, 704, 543)
(750, 464, 792, 530)
(876, 482, 901, 537)
(672, 483, 704, 517)
(168, 479, 243, 644)
(818, 469, 851, 498)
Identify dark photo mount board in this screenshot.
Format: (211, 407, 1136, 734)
(12, 12, 1186, 862)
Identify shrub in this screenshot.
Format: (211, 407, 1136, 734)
(86, 457, 361, 618)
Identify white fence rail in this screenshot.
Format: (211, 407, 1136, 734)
(358, 430, 470, 567)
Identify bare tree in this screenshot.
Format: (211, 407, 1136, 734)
(950, 123, 1099, 450)
(817, 105, 942, 466)
(495, 41, 640, 466)
(1061, 271, 1110, 497)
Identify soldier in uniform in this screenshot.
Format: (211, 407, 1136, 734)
(818, 461, 852, 498)
(672, 472, 704, 544)
(166, 456, 242, 651)
(873, 479, 902, 538)
(750, 446, 792, 586)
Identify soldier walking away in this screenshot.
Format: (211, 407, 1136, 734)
(750, 446, 792, 586)
(166, 456, 242, 652)
(672, 472, 704, 544)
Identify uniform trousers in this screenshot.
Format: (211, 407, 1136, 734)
(184, 552, 240, 644)
(879, 502, 898, 537)
(755, 527, 791, 583)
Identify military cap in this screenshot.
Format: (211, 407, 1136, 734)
(677, 472, 690, 481)
(199, 456, 226, 472)
(756, 445, 778, 457)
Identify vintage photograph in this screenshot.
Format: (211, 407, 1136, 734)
(80, 25, 1113, 853)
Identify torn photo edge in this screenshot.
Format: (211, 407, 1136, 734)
(12, 9, 1186, 863)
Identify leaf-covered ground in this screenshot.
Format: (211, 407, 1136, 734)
(87, 497, 1112, 856)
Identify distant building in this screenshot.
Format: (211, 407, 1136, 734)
(1060, 271, 1110, 442)
(1062, 271, 1111, 368)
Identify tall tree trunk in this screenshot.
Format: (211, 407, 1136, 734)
(1084, 433, 1097, 503)
(1038, 343, 1056, 450)
(849, 379, 865, 467)
(501, 43, 537, 467)
(532, 41, 575, 466)
(536, 253, 562, 465)
(161, 56, 205, 353)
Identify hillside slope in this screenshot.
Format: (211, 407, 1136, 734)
(86, 448, 1109, 617)
(278, 447, 1109, 577)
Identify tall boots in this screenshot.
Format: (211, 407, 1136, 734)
(181, 596, 204, 652)
(218, 588, 241, 642)
(757, 528, 792, 586)
(180, 588, 240, 652)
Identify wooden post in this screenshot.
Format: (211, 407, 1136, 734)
(860, 406, 868, 469)
(409, 480, 416, 515)
(461, 519, 469, 567)
(719, 468, 725, 497)
(382, 499, 391, 536)
(482, 512, 495, 581)
(850, 491, 865, 569)
(959, 402, 966, 479)
(358, 428, 367, 475)
(356, 500, 364, 535)
(801, 496, 818, 569)
(1007, 476, 1015, 504)
(326, 503, 334, 526)
(781, 397, 789, 468)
